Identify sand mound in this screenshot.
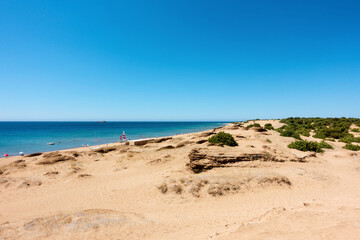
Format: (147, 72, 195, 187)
(37, 152, 76, 165)
(218, 207, 360, 240)
(21, 209, 147, 237)
(176, 141, 193, 148)
(9, 160, 27, 169)
(18, 178, 42, 188)
(198, 131, 215, 137)
(0, 160, 27, 175)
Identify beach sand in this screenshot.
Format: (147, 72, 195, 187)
(1, 120, 360, 239)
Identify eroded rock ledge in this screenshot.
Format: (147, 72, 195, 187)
(188, 148, 305, 173)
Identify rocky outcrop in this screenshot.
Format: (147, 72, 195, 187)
(187, 148, 304, 173)
(25, 152, 43, 157)
(154, 137, 172, 143)
(134, 139, 155, 146)
(93, 147, 116, 154)
(156, 145, 175, 151)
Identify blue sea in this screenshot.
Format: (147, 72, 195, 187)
(0, 122, 226, 156)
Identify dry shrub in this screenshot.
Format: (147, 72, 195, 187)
(158, 183, 168, 194)
(172, 184, 183, 194)
(258, 176, 291, 186)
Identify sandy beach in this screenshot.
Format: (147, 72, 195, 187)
(1, 120, 360, 240)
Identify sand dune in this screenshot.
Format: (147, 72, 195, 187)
(1, 120, 360, 239)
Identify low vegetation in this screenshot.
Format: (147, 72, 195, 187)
(318, 141, 334, 149)
(288, 140, 333, 153)
(351, 128, 360, 133)
(343, 143, 360, 151)
(208, 132, 238, 146)
(264, 123, 275, 130)
(339, 135, 360, 144)
(231, 122, 244, 127)
(277, 129, 301, 140)
(278, 117, 360, 139)
(246, 123, 260, 129)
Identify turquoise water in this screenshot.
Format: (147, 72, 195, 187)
(0, 122, 226, 156)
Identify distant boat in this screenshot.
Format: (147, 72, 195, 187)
(47, 142, 55, 145)
(95, 121, 107, 123)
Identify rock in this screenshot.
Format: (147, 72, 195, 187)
(187, 148, 301, 173)
(156, 145, 175, 151)
(154, 137, 172, 143)
(134, 139, 154, 146)
(93, 147, 116, 154)
(25, 152, 43, 157)
(78, 174, 92, 178)
(196, 139, 207, 144)
(236, 135, 246, 138)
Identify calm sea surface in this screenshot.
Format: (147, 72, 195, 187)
(0, 122, 226, 156)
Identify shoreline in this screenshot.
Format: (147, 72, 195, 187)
(0, 122, 228, 158)
(1, 123, 229, 159)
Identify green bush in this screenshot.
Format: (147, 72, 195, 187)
(208, 132, 238, 146)
(264, 123, 274, 130)
(343, 143, 360, 151)
(296, 128, 311, 137)
(351, 128, 360, 133)
(246, 123, 260, 129)
(325, 138, 335, 142)
(280, 117, 360, 139)
(339, 135, 360, 144)
(288, 140, 324, 153)
(279, 129, 301, 140)
(318, 141, 334, 149)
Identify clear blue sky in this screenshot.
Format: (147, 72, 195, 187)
(1, 0, 359, 121)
